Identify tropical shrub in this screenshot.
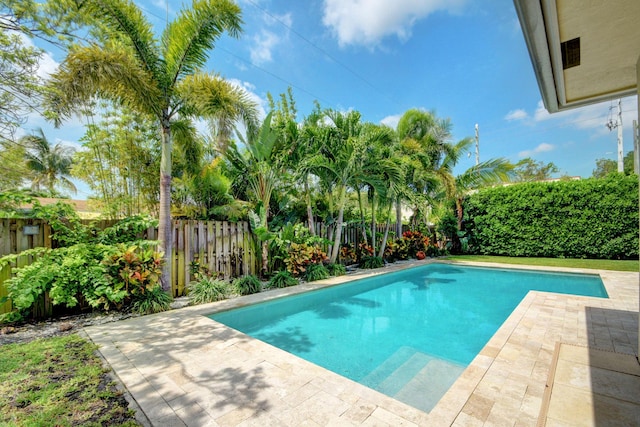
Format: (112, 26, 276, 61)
(285, 242, 328, 277)
(101, 244, 164, 302)
(0, 208, 163, 322)
(360, 255, 384, 269)
(339, 243, 357, 264)
(304, 263, 330, 282)
(187, 276, 229, 304)
(2, 244, 114, 317)
(268, 270, 298, 288)
(234, 275, 262, 295)
(131, 285, 172, 314)
(326, 263, 346, 276)
(464, 174, 639, 259)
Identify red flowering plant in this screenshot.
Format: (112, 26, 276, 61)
(400, 230, 431, 259)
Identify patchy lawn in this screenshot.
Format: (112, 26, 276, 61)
(0, 334, 139, 427)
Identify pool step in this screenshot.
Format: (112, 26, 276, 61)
(361, 346, 465, 413)
(394, 358, 466, 412)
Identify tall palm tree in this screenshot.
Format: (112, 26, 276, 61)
(225, 112, 283, 276)
(396, 109, 455, 229)
(45, 0, 258, 290)
(20, 128, 77, 196)
(306, 109, 367, 263)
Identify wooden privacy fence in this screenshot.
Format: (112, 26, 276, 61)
(0, 216, 410, 315)
(168, 220, 257, 296)
(0, 218, 258, 314)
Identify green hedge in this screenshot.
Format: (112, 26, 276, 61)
(464, 174, 639, 259)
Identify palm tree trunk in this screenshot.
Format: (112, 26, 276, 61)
(370, 191, 376, 254)
(456, 197, 464, 231)
(330, 186, 347, 263)
(304, 178, 315, 236)
(158, 121, 173, 293)
(356, 188, 367, 245)
(395, 197, 403, 237)
(377, 203, 393, 258)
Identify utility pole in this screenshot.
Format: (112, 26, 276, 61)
(474, 123, 480, 166)
(606, 99, 624, 172)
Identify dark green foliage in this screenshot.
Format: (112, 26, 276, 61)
(464, 174, 639, 259)
(96, 215, 158, 244)
(0, 207, 163, 322)
(3, 244, 114, 318)
(360, 255, 384, 269)
(131, 285, 172, 314)
(304, 263, 330, 282)
(234, 275, 262, 295)
(187, 276, 229, 304)
(326, 263, 347, 276)
(268, 270, 299, 288)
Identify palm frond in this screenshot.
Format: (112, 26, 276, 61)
(46, 45, 162, 124)
(163, 0, 242, 84)
(83, 0, 163, 83)
(171, 118, 201, 175)
(177, 73, 259, 144)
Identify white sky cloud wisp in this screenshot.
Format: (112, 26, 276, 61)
(322, 0, 467, 48)
(518, 142, 555, 158)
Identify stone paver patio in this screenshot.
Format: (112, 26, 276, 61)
(83, 261, 639, 426)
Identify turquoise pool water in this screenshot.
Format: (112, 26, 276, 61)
(210, 264, 607, 412)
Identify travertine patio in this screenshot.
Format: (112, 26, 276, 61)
(83, 261, 639, 426)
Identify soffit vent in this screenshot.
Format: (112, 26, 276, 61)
(561, 37, 580, 69)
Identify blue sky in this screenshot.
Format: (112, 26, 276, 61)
(22, 0, 638, 199)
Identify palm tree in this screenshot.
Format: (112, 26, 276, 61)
(396, 109, 456, 229)
(225, 112, 283, 276)
(306, 109, 367, 263)
(45, 0, 258, 290)
(20, 128, 77, 196)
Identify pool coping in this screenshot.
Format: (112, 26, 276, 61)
(83, 260, 639, 426)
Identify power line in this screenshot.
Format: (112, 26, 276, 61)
(216, 46, 332, 106)
(139, 1, 396, 112)
(242, 0, 402, 108)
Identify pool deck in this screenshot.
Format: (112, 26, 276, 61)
(83, 260, 640, 426)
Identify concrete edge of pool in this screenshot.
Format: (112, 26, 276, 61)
(83, 260, 639, 426)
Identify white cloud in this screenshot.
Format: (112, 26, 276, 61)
(16, 32, 59, 78)
(248, 12, 292, 65)
(504, 109, 528, 121)
(380, 114, 401, 129)
(226, 78, 267, 120)
(250, 30, 280, 65)
(518, 142, 555, 158)
(322, 0, 467, 48)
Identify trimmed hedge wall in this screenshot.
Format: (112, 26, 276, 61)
(464, 174, 639, 259)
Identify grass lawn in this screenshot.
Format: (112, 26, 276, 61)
(0, 334, 139, 427)
(445, 255, 639, 272)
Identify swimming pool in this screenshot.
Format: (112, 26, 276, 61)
(210, 263, 607, 412)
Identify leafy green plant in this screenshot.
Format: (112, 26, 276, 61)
(131, 285, 172, 314)
(360, 255, 384, 269)
(464, 174, 639, 259)
(304, 263, 330, 282)
(326, 263, 346, 276)
(3, 244, 115, 318)
(187, 276, 229, 304)
(96, 215, 158, 245)
(102, 244, 164, 301)
(234, 275, 262, 295)
(268, 270, 299, 288)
